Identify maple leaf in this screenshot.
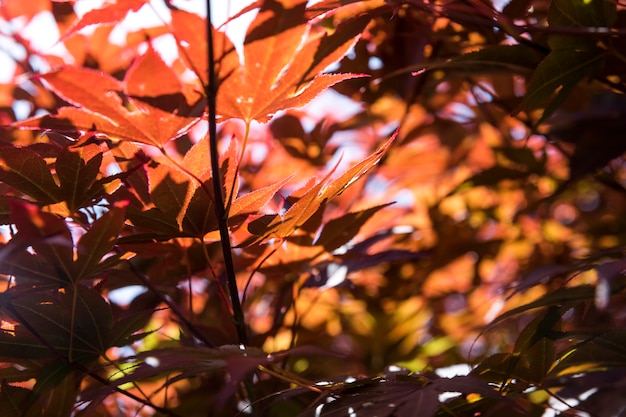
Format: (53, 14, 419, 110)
(60, 0, 149, 41)
(216, 0, 366, 124)
(170, 10, 239, 88)
(246, 134, 395, 242)
(14, 66, 200, 147)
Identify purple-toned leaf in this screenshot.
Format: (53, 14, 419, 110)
(315, 203, 393, 251)
(74, 201, 127, 280)
(56, 143, 103, 212)
(9, 201, 74, 282)
(0, 145, 61, 205)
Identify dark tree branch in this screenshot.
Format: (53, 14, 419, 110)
(205, 0, 249, 347)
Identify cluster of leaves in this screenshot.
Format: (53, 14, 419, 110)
(0, 0, 626, 416)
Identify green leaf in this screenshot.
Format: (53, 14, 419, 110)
(0, 146, 61, 205)
(491, 281, 626, 327)
(510, 307, 560, 383)
(441, 44, 542, 75)
(548, 0, 617, 32)
(552, 330, 626, 375)
(514, 48, 605, 122)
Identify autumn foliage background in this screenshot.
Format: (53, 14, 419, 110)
(1, 0, 626, 416)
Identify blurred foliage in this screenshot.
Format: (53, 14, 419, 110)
(0, 0, 626, 415)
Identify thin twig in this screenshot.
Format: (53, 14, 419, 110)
(205, 0, 248, 347)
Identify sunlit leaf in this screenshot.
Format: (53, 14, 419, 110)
(16, 67, 200, 147)
(230, 175, 293, 219)
(147, 161, 194, 231)
(125, 44, 181, 98)
(217, 0, 364, 123)
(171, 10, 239, 86)
(61, 0, 149, 41)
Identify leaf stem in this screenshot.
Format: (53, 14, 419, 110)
(205, 0, 248, 346)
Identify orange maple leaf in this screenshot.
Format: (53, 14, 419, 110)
(216, 0, 366, 124)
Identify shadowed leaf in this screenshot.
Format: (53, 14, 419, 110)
(0, 146, 61, 205)
(56, 143, 103, 212)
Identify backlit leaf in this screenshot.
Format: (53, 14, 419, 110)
(61, 0, 149, 41)
(182, 184, 218, 237)
(0, 146, 61, 205)
(2, 286, 112, 362)
(124, 44, 182, 98)
(266, 168, 337, 239)
(252, 135, 394, 240)
(56, 143, 103, 212)
(217, 0, 364, 123)
(229, 175, 293, 219)
(321, 133, 395, 199)
(182, 135, 213, 180)
(9, 202, 74, 283)
(0, 248, 64, 288)
(295, 13, 370, 85)
(16, 67, 200, 147)
(74, 201, 126, 280)
(147, 162, 194, 231)
(170, 10, 239, 86)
